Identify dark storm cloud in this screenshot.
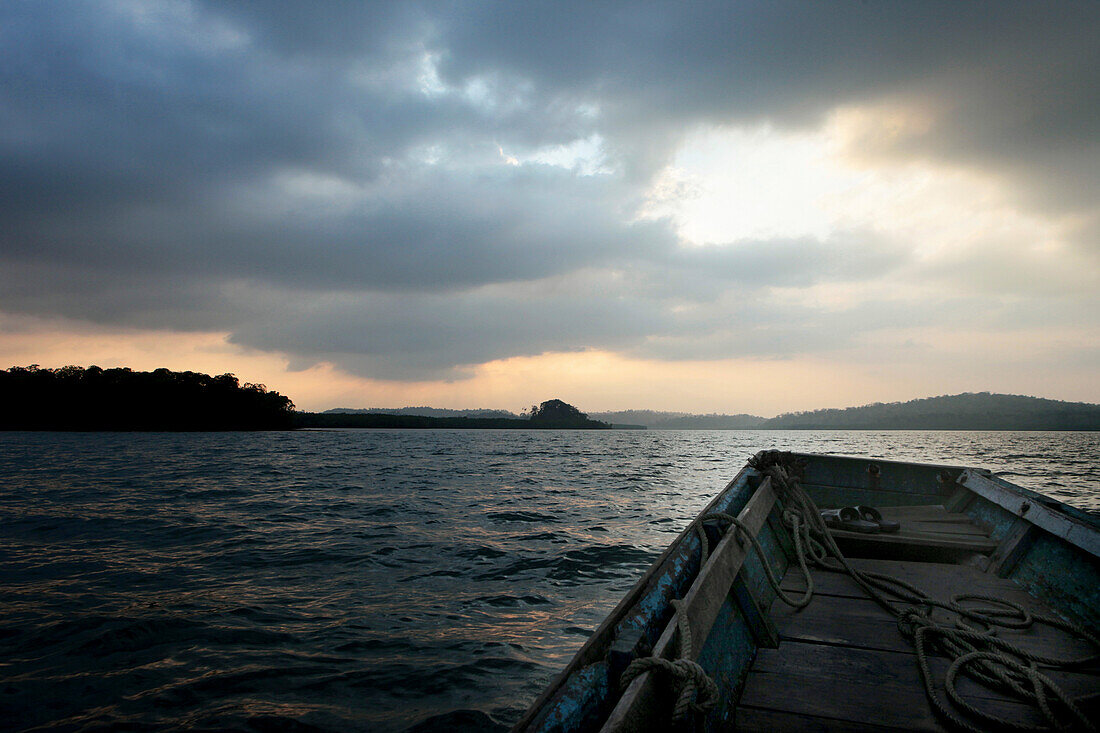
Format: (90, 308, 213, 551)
(0, 1, 1096, 378)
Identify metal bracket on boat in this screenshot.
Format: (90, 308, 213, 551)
(866, 463, 881, 490)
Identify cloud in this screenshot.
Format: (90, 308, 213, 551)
(0, 1, 1096, 383)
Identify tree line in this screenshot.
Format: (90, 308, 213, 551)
(1, 365, 296, 430)
(298, 399, 609, 430)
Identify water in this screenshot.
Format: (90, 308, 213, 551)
(1, 430, 1097, 731)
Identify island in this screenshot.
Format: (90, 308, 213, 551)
(0, 365, 296, 430)
(295, 399, 610, 430)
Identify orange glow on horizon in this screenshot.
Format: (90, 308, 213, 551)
(2, 317, 1097, 418)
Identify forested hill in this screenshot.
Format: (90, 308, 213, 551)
(588, 410, 766, 429)
(299, 399, 608, 430)
(762, 393, 1100, 430)
(324, 406, 519, 419)
(1, 365, 295, 430)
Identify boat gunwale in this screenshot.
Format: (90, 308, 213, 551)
(959, 468, 1100, 557)
(513, 450, 1100, 732)
(511, 458, 762, 731)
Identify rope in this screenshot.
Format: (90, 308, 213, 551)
(750, 451, 1100, 733)
(619, 599, 718, 726)
(616, 451, 1098, 731)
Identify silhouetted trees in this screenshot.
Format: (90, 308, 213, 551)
(527, 399, 607, 427)
(0, 365, 295, 430)
(763, 392, 1100, 430)
(296, 399, 609, 429)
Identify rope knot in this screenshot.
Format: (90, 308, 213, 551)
(619, 656, 717, 725)
(897, 607, 929, 640)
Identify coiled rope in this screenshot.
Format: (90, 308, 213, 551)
(618, 598, 719, 725)
(621, 451, 1099, 732)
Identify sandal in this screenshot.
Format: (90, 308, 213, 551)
(855, 505, 901, 533)
(821, 507, 880, 534)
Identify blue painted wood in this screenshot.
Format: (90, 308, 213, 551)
(1008, 532, 1100, 630)
(731, 575, 780, 648)
(519, 452, 1100, 733)
(800, 483, 945, 510)
(739, 517, 789, 609)
(793, 453, 961, 495)
(695, 593, 758, 733)
(613, 474, 757, 645)
(523, 468, 760, 732)
(964, 494, 1020, 543)
(766, 505, 796, 561)
(525, 663, 611, 733)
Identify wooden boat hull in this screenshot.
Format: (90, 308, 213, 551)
(513, 451, 1100, 732)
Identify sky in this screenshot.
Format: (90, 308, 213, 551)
(1, 1, 1098, 415)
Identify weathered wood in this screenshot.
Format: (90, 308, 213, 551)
(827, 527, 998, 553)
(1009, 531, 1100, 632)
(943, 485, 975, 513)
(959, 469, 1100, 557)
(872, 505, 954, 520)
(514, 463, 761, 732)
(795, 453, 966, 496)
(520, 454, 1100, 733)
(832, 505, 986, 535)
(894, 520, 989, 537)
(736, 706, 916, 732)
(730, 575, 780, 649)
(986, 518, 1039, 577)
(780, 558, 1040, 606)
(740, 662, 1036, 731)
(765, 508, 796, 561)
(769, 593, 1099, 659)
(599, 479, 780, 733)
(750, 639, 1100, 702)
(800, 483, 945, 511)
(739, 640, 1097, 731)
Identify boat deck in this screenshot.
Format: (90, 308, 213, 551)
(735, 506, 1100, 731)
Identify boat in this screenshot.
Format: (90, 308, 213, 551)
(513, 450, 1100, 732)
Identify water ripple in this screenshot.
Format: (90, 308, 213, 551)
(0, 429, 1097, 731)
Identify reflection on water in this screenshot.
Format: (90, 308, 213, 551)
(1, 429, 1097, 731)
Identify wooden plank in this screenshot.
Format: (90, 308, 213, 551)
(793, 453, 966, 496)
(599, 479, 780, 733)
(739, 641, 1097, 731)
(874, 505, 952, 519)
(736, 706, 919, 732)
(895, 520, 988, 537)
(750, 640, 1100, 702)
(731, 575, 780, 649)
(943, 485, 975, 513)
(871, 505, 984, 525)
(1009, 532, 1100, 632)
(835, 505, 986, 534)
(769, 594, 1099, 660)
(959, 469, 1100, 558)
(986, 519, 1039, 577)
(766, 508, 796, 561)
(827, 527, 997, 553)
(800, 483, 945, 511)
(515, 463, 761, 732)
(780, 559, 1040, 605)
(740, 662, 1038, 732)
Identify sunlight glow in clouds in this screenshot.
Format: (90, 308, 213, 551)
(648, 125, 842, 242)
(2, 2, 1097, 412)
(647, 108, 1065, 263)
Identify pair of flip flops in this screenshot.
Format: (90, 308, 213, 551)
(821, 506, 901, 534)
